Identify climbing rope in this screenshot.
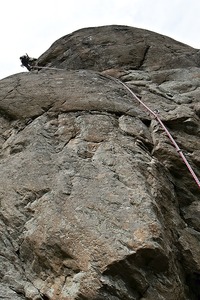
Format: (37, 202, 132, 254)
(110, 76, 200, 189)
(30, 66, 200, 188)
(31, 65, 64, 71)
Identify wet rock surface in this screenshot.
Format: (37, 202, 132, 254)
(0, 25, 200, 299)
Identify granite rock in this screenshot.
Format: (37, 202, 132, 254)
(0, 25, 200, 300)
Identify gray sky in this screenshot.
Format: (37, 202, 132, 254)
(1, 0, 200, 79)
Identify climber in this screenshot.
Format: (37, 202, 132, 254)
(20, 54, 37, 71)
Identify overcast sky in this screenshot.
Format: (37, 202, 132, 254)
(1, 0, 200, 79)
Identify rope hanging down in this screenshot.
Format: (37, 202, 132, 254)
(27, 65, 200, 188)
(110, 76, 200, 189)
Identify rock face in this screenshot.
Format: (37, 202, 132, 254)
(0, 25, 200, 300)
(37, 25, 200, 72)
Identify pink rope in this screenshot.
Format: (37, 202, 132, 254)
(115, 78, 200, 189)
(27, 66, 200, 188)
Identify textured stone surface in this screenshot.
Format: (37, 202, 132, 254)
(0, 25, 200, 300)
(36, 25, 200, 72)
